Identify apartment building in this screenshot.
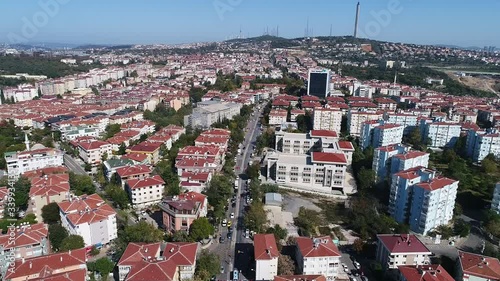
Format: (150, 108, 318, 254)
(390, 151, 429, 175)
(115, 164, 154, 186)
(467, 130, 500, 163)
(360, 121, 404, 149)
(254, 234, 279, 281)
(347, 110, 383, 137)
(58, 194, 117, 247)
(398, 265, 454, 281)
(376, 234, 431, 270)
(60, 125, 100, 141)
(118, 242, 198, 281)
(456, 251, 500, 281)
(384, 113, 418, 135)
(127, 142, 163, 165)
(266, 152, 348, 194)
(5, 148, 64, 180)
(29, 173, 71, 221)
(184, 101, 242, 129)
(372, 144, 409, 183)
(295, 236, 341, 280)
(274, 275, 326, 281)
(126, 175, 165, 208)
(74, 139, 112, 166)
(389, 167, 458, 234)
(491, 183, 500, 214)
(269, 109, 288, 126)
(421, 121, 461, 148)
(0, 223, 49, 275)
(313, 108, 342, 133)
(159, 192, 208, 232)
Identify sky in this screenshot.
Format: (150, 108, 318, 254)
(0, 0, 499, 47)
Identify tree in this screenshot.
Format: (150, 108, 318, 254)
(92, 257, 115, 277)
(105, 124, 121, 139)
(49, 224, 69, 251)
(60, 235, 85, 251)
(123, 221, 164, 243)
(357, 167, 375, 191)
(246, 163, 261, 180)
(353, 238, 365, 254)
(244, 201, 268, 233)
(84, 163, 92, 172)
(130, 70, 138, 78)
(13, 176, 31, 211)
(41, 202, 61, 224)
(266, 224, 288, 241)
(294, 207, 322, 237)
(170, 230, 191, 242)
(453, 219, 471, 237)
(435, 225, 454, 240)
(90, 246, 100, 256)
(482, 157, 498, 174)
(105, 184, 130, 209)
(189, 218, 215, 241)
(195, 250, 220, 281)
(117, 143, 127, 155)
(278, 254, 295, 275)
(69, 172, 95, 195)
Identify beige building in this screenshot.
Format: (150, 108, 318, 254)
(29, 174, 71, 222)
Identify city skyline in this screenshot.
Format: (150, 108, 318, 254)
(0, 0, 499, 48)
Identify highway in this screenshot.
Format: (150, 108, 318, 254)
(216, 103, 264, 280)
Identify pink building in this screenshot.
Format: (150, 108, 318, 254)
(159, 192, 207, 232)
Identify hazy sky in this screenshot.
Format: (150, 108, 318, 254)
(1, 0, 498, 47)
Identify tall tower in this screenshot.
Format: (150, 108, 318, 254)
(354, 2, 360, 38)
(24, 133, 30, 151)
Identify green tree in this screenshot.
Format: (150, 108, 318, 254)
(89, 246, 100, 256)
(195, 250, 221, 281)
(123, 221, 164, 243)
(244, 201, 268, 233)
(453, 219, 471, 237)
(353, 238, 365, 254)
(49, 224, 69, 251)
(170, 230, 191, 242)
(105, 124, 121, 139)
(189, 217, 215, 241)
(69, 172, 96, 195)
(92, 257, 115, 277)
(41, 202, 61, 224)
(117, 143, 127, 155)
(482, 157, 498, 174)
(13, 176, 31, 211)
(278, 254, 295, 275)
(357, 167, 376, 191)
(294, 207, 322, 237)
(105, 184, 130, 209)
(246, 163, 261, 180)
(266, 224, 288, 241)
(60, 234, 85, 251)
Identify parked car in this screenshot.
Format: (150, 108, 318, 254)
(354, 261, 361, 269)
(222, 219, 227, 227)
(230, 212, 235, 218)
(219, 236, 225, 243)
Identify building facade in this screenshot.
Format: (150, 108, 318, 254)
(295, 236, 341, 280)
(254, 234, 279, 281)
(376, 234, 431, 270)
(313, 108, 342, 133)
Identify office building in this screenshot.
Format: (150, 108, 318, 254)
(307, 69, 330, 98)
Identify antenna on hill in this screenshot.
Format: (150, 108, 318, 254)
(305, 17, 310, 37)
(239, 25, 242, 39)
(329, 24, 332, 37)
(277, 25, 279, 37)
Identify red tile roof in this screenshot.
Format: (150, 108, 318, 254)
(311, 152, 347, 164)
(416, 177, 457, 191)
(116, 164, 153, 178)
(337, 141, 355, 151)
(0, 223, 48, 250)
(458, 250, 500, 280)
(274, 275, 326, 281)
(30, 268, 87, 281)
(254, 234, 279, 260)
(122, 153, 149, 163)
(30, 174, 70, 197)
(76, 139, 110, 151)
(57, 194, 116, 226)
(4, 248, 87, 280)
(398, 265, 454, 281)
(23, 166, 68, 180)
(296, 236, 341, 258)
(393, 151, 428, 160)
(310, 130, 338, 138)
(128, 141, 162, 153)
(127, 175, 165, 190)
(377, 234, 431, 254)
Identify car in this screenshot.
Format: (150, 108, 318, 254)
(342, 263, 348, 271)
(219, 236, 225, 243)
(227, 221, 232, 227)
(353, 261, 361, 269)
(220, 266, 225, 273)
(230, 212, 235, 218)
(227, 232, 232, 239)
(351, 269, 360, 277)
(361, 276, 369, 281)
(222, 219, 227, 227)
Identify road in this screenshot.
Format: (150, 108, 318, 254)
(215, 104, 264, 280)
(63, 154, 87, 175)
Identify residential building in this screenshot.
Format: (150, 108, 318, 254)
(254, 234, 279, 280)
(372, 144, 409, 183)
(376, 234, 431, 270)
(127, 142, 163, 165)
(3, 248, 87, 281)
(384, 113, 418, 135)
(274, 275, 326, 281)
(58, 194, 117, 247)
(117, 242, 198, 281)
(492, 183, 500, 214)
(398, 265, 454, 281)
(360, 121, 404, 149)
(29, 173, 71, 222)
(5, 148, 64, 180)
(456, 251, 500, 281)
(266, 152, 348, 194)
(295, 236, 341, 280)
(467, 130, 500, 163)
(347, 110, 383, 137)
(115, 164, 153, 187)
(0, 223, 49, 275)
(126, 175, 165, 208)
(103, 158, 135, 181)
(269, 109, 288, 126)
(74, 139, 112, 166)
(159, 192, 208, 232)
(421, 121, 461, 148)
(313, 108, 342, 133)
(390, 151, 429, 175)
(184, 101, 242, 129)
(389, 167, 458, 234)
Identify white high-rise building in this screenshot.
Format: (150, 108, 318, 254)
(5, 146, 64, 180)
(347, 110, 383, 137)
(313, 107, 342, 133)
(421, 121, 461, 148)
(360, 121, 403, 150)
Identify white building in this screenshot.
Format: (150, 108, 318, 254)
(360, 122, 403, 150)
(126, 175, 165, 208)
(254, 234, 279, 281)
(456, 251, 500, 281)
(421, 121, 461, 148)
(184, 101, 242, 129)
(347, 110, 383, 137)
(5, 146, 64, 180)
(372, 144, 410, 182)
(75, 139, 112, 166)
(384, 113, 418, 135)
(471, 132, 500, 163)
(313, 108, 342, 133)
(58, 193, 117, 247)
(491, 183, 500, 214)
(390, 151, 429, 175)
(376, 234, 431, 270)
(269, 109, 288, 126)
(295, 236, 341, 280)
